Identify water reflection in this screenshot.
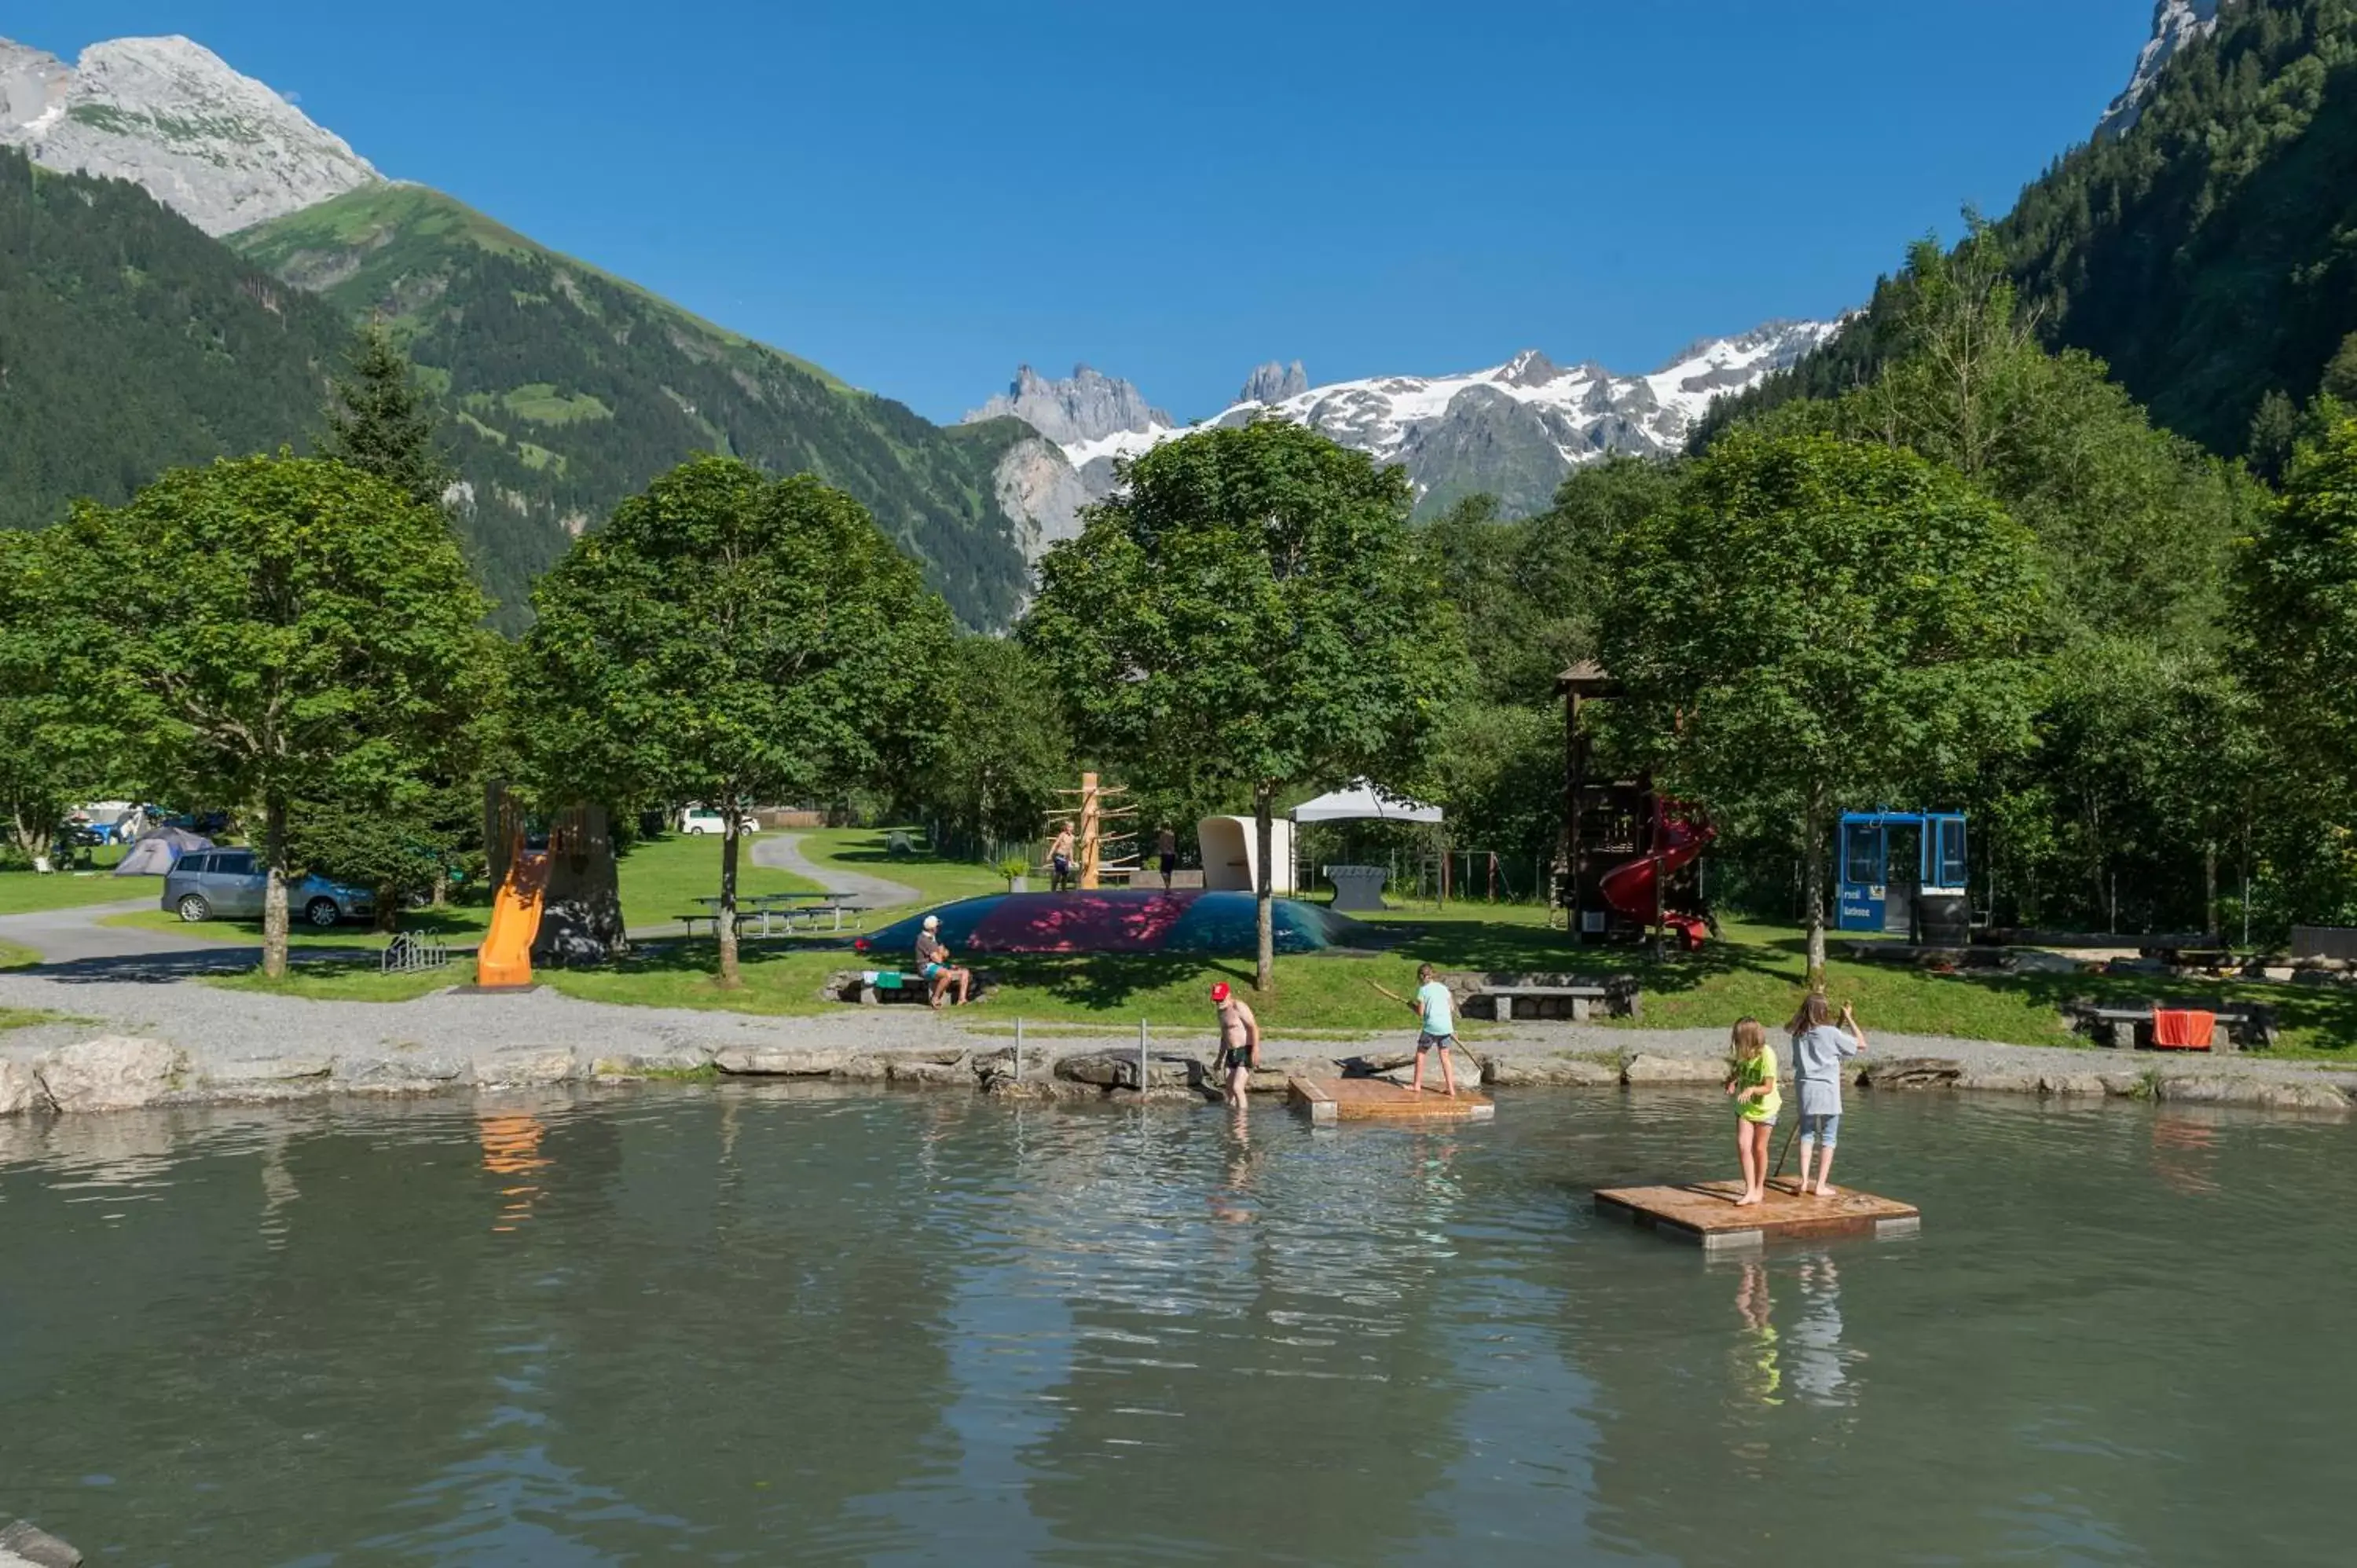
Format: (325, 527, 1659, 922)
(0, 1090, 2352, 1565)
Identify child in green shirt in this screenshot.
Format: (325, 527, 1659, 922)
(1725, 1017, 1780, 1206)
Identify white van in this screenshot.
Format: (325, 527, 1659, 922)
(679, 806, 753, 836)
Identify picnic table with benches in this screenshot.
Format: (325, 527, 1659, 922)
(679, 892, 867, 938)
(1461, 974, 1642, 1023)
(2064, 998, 2278, 1053)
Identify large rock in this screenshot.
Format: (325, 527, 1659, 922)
(1859, 1057, 1963, 1091)
(2038, 1072, 2110, 1097)
(2158, 1075, 2352, 1112)
(713, 1047, 852, 1076)
(1956, 1069, 2040, 1094)
(0, 1518, 82, 1568)
(332, 1050, 467, 1093)
(200, 1050, 334, 1101)
(474, 1049, 578, 1089)
(35, 1036, 185, 1112)
(1621, 1053, 1724, 1086)
(964, 365, 1171, 446)
(1483, 1055, 1622, 1088)
(0, 1058, 44, 1115)
(885, 1058, 970, 1086)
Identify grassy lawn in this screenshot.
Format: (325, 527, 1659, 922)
(0, 1006, 79, 1031)
(613, 830, 820, 928)
(0, 939, 36, 970)
(173, 827, 2357, 1056)
(0, 848, 137, 915)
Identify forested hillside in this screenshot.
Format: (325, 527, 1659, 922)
(1706, 0, 2357, 463)
(0, 148, 348, 529)
(231, 185, 1036, 629)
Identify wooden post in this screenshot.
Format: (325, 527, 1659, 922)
(1014, 1017, 1025, 1083)
(1138, 1017, 1149, 1092)
(1080, 771, 1102, 891)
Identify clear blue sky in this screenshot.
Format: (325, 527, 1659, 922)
(11, 2, 2155, 423)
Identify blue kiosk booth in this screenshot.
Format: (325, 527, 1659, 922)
(1838, 811, 1970, 942)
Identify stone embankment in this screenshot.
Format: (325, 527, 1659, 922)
(0, 1518, 82, 1568)
(2, 1030, 2348, 1117)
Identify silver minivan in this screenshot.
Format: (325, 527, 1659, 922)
(163, 850, 375, 927)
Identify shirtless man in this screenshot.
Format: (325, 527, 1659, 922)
(1050, 822, 1076, 892)
(1211, 980, 1260, 1108)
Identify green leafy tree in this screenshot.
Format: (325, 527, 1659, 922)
(1023, 419, 1461, 990)
(1600, 433, 2044, 979)
(519, 456, 955, 985)
(321, 323, 453, 510)
(917, 637, 1072, 849)
(0, 529, 148, 871)
(2235, 418, 2357, 926)
(84, 456, 494, 976)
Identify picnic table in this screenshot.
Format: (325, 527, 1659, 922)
(686, 891, 867, 936)
(1463, 975, 1642, 1023)
(2064, 998, 2278, 1052)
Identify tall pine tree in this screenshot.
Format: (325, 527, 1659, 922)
(321, 323, 451, 508)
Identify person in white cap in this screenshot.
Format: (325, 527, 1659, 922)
(915, 914, 970, 1008)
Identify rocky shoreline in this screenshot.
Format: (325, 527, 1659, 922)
(3, 1028, 2349, 1118)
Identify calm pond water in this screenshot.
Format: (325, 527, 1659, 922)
(2, 1083, 2351, 1566)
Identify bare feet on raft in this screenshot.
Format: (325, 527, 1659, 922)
(1815, 1185, 1837, 1200)
(1734, 1190, 1763, 1207)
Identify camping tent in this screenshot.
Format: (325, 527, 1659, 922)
(114, 826, 212, 876)
(1288, 780, 1444, 825)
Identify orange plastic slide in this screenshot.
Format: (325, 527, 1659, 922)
(476, 846, 552, 988)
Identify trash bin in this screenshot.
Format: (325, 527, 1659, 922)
(1325, 864, 1388, 913)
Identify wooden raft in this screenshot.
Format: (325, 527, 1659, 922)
(1288, 1075, 1495, 1124)
(1594, 1178, 1919, 1251)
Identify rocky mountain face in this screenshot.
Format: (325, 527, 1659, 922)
(981, 321, 1839, 524)
(1238, 360, 1309, 405)
(2098, 0, 2228, 137)
(964, 365, 1171, 448)
(0, 34, 379, 235)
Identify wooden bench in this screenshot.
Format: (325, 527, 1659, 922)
(2066, 1001, 2278, 1053)
(1465, 977, 1641, 1023)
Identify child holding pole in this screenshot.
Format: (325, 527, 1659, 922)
(1786, 994, 1868, 1196)
(1725, 1017, 1780, 1206)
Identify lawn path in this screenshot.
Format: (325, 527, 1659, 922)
(0, 896, 222, 966)
(752, 833, 921, 911)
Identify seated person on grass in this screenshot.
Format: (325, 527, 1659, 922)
(915, 914, 970, 1008)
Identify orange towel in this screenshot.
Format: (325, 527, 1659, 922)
(2150, 1009, 2216, 1050)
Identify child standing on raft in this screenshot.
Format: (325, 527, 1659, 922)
(1390, 963, 1461, 1097)
(1787, 994, 1868, 1196)
(1725, 1018, 1780, 1206)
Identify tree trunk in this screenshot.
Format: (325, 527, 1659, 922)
(1254, 786, 1275, 994)
(2203, 841, 2220, 943)
(262, 794, 291, 980)
(1802, 787, 1827, 988)
(717, 804, 742, 988)
(374, 888, 399, 934)
(432, 863, 449, 909)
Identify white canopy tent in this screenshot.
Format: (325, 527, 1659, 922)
(1288, 780, 1444, 826)
(1288, 781, 1444, 909)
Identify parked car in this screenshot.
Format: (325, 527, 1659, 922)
(678, 806, 754, 837)
(163, 850, 376, 927)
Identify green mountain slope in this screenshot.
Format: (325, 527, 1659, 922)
(0, 147, 350, 528)
(231, 184, 1033, 629)
(1706, 0, 2357, 463)
(2000, 0, 2357, 457)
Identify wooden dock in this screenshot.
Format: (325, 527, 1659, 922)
(1288, 1075, 1495, 1125)
(1594, 1179, 1919, 1251)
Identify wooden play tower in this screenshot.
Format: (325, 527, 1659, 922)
(1047, 771, 1138, 888)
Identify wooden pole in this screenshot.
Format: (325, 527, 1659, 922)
(1080, 771, 1102, 891)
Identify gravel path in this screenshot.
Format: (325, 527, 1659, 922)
(752, 833, 920, 910)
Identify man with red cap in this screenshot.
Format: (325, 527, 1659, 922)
(1211, 980, 1259, 1108)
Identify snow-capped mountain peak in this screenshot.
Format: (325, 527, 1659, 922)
(0, 32, 379, 234)
(1004, 318, 1839, 523)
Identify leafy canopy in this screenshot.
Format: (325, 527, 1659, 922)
(1600, 433, 2044, 967)
(86, 455, 495, 973)
(1022, 419, 1461, 985)
(522, 454, 954, 812)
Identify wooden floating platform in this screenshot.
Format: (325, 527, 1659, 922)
(1594, 1178, 1919, 1251)
(1288, 1075, 1495, 1125)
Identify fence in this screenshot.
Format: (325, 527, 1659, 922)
(382, 933, 454, 975)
